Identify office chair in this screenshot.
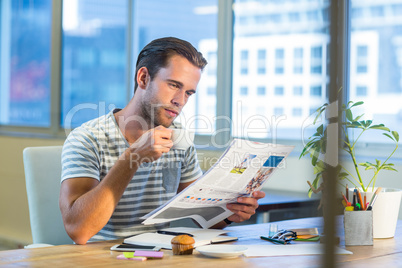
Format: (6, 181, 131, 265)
(23, 146, 74, 246)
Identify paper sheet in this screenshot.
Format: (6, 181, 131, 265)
(123, 227, 228, 249)
(141, 139, 294, 228)
(243, 244, 353, 257)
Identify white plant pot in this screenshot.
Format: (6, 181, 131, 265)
(348, 188, 402, 238)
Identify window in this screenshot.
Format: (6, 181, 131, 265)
(274, 107, 284, 115)
(293, 47, 303, 74)
(62, 0, 128, 128)
(310, 85, 322, 97)
(0, 0, 218, 135)
(257, 86, 266, 96)
(310, 46, 322, 74)
(274, 86, 284, 96)
(274, 107, 284, 116)
(240, 50, 249, 75)
(356, 86, 367, 96)
(207, 51, 217, 76)
(207, 87, 216, 95)
(289, 12, 300, 22)
(370, 6, 384, 17)
(293, 86, 303, 96)
(356, 45, 368, 73)
(4, 0, 398, 152)
(275, 48, 285, 74)
(232, 0, 330, 140)
(292, 107, 302, 117)
(350, 0, 402, 144)
(240, 86, 248, 96)
(0, 0, 52, 127)
(257, 49, 266, 74)
(307, 10, 319, 22)
(393, 4, 402, 15)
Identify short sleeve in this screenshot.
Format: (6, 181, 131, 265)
(61, 127, 101, 182)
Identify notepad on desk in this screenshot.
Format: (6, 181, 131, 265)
(123, 227, 237, 249)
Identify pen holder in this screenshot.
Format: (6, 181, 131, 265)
(343, 210, 373, 246)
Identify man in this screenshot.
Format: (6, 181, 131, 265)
(60, 37, 265, 245)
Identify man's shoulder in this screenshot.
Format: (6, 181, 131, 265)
(70, 112, 116, 137)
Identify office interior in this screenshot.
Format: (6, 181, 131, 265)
(1, 0, 402, 250)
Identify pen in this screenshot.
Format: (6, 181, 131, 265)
(157, 231, 194, 237)
(346, 184, 349, 200)
(364, 193, 367, 210)
(356, 188, 364, 210)
(367, 187, 383, 211)
(260, 236, 287, 245)
(341, 192, 351, 207)
(352, 190, 357, 210)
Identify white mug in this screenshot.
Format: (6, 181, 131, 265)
(171, 128, 195, 150)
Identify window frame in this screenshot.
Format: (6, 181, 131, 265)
(0, 0, 400, 160)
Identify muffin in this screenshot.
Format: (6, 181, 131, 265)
(171, 235, 195, 255)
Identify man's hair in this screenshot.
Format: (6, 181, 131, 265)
(134, 37, 208, 91)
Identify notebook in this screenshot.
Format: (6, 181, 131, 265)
(123, 227, 237, 249)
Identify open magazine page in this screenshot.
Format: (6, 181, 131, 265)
(141, 138, 294, 228)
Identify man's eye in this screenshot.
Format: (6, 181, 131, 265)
(170, 83, 179, 88)
(186, 91, 194, 97)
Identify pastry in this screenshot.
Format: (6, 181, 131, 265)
(171, 234, 195, 255)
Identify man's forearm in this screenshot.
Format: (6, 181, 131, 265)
(61, 149, 140, 244)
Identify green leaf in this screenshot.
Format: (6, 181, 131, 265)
(383, 167, 398, 172)
(313, 104, 327, 124)
(383, 133, 394, 141)
(350, 101, 364, 108)
(392, 131, 400, 142)
(376, 159, 381, 166)
(317, 124, 324, 135)
(338, 172, 349, 180)
(362, 120, 372, 128)
(312, 154, 318, 166)
(369, 124, 390, 131)
(354, 114, 364, 121)
(346, 109, 353, 122)
(346, 122, 364, 129)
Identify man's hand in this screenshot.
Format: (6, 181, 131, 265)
(128, 126, 173, 165)
(225, 191, 266, 223)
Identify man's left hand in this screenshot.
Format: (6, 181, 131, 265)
(225, 191, 265, 223)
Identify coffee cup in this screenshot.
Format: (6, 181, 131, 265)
(171, 128, 195, 150)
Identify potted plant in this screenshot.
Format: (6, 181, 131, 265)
(300, 100, 400, 238)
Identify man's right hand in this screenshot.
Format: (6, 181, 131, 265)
(127, 126, 173, 165)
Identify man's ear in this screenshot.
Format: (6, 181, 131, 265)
(136, 67, 150, 90)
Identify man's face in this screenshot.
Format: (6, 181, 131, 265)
(141, 55, 202, 128)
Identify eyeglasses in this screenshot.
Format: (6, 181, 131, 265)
(270, 230, 297, 242)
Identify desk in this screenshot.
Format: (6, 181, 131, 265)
(1, 217, 401, 267)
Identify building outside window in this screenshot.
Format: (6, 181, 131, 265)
(293, 47, 303, 74)
(310, 46, 322, 74)
(257, 86, 266, 96)
(240, 50, 249, 75)
(274, 48, 285, 74)
(257, 49, 266, 74)
(310, 85, 322, 97)
(2, 0, 402, 150)
(274, 86, 284, 96)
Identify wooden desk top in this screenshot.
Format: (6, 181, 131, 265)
(1, 217, 401, 267)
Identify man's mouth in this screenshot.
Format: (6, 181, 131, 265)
(165, 108, 179, 118)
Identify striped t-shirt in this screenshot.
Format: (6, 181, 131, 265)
(61, 109, 202, 241)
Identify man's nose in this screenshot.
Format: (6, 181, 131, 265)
(171, 91, 186, 107)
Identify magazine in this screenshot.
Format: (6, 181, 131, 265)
(141, 138, 294, 228)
